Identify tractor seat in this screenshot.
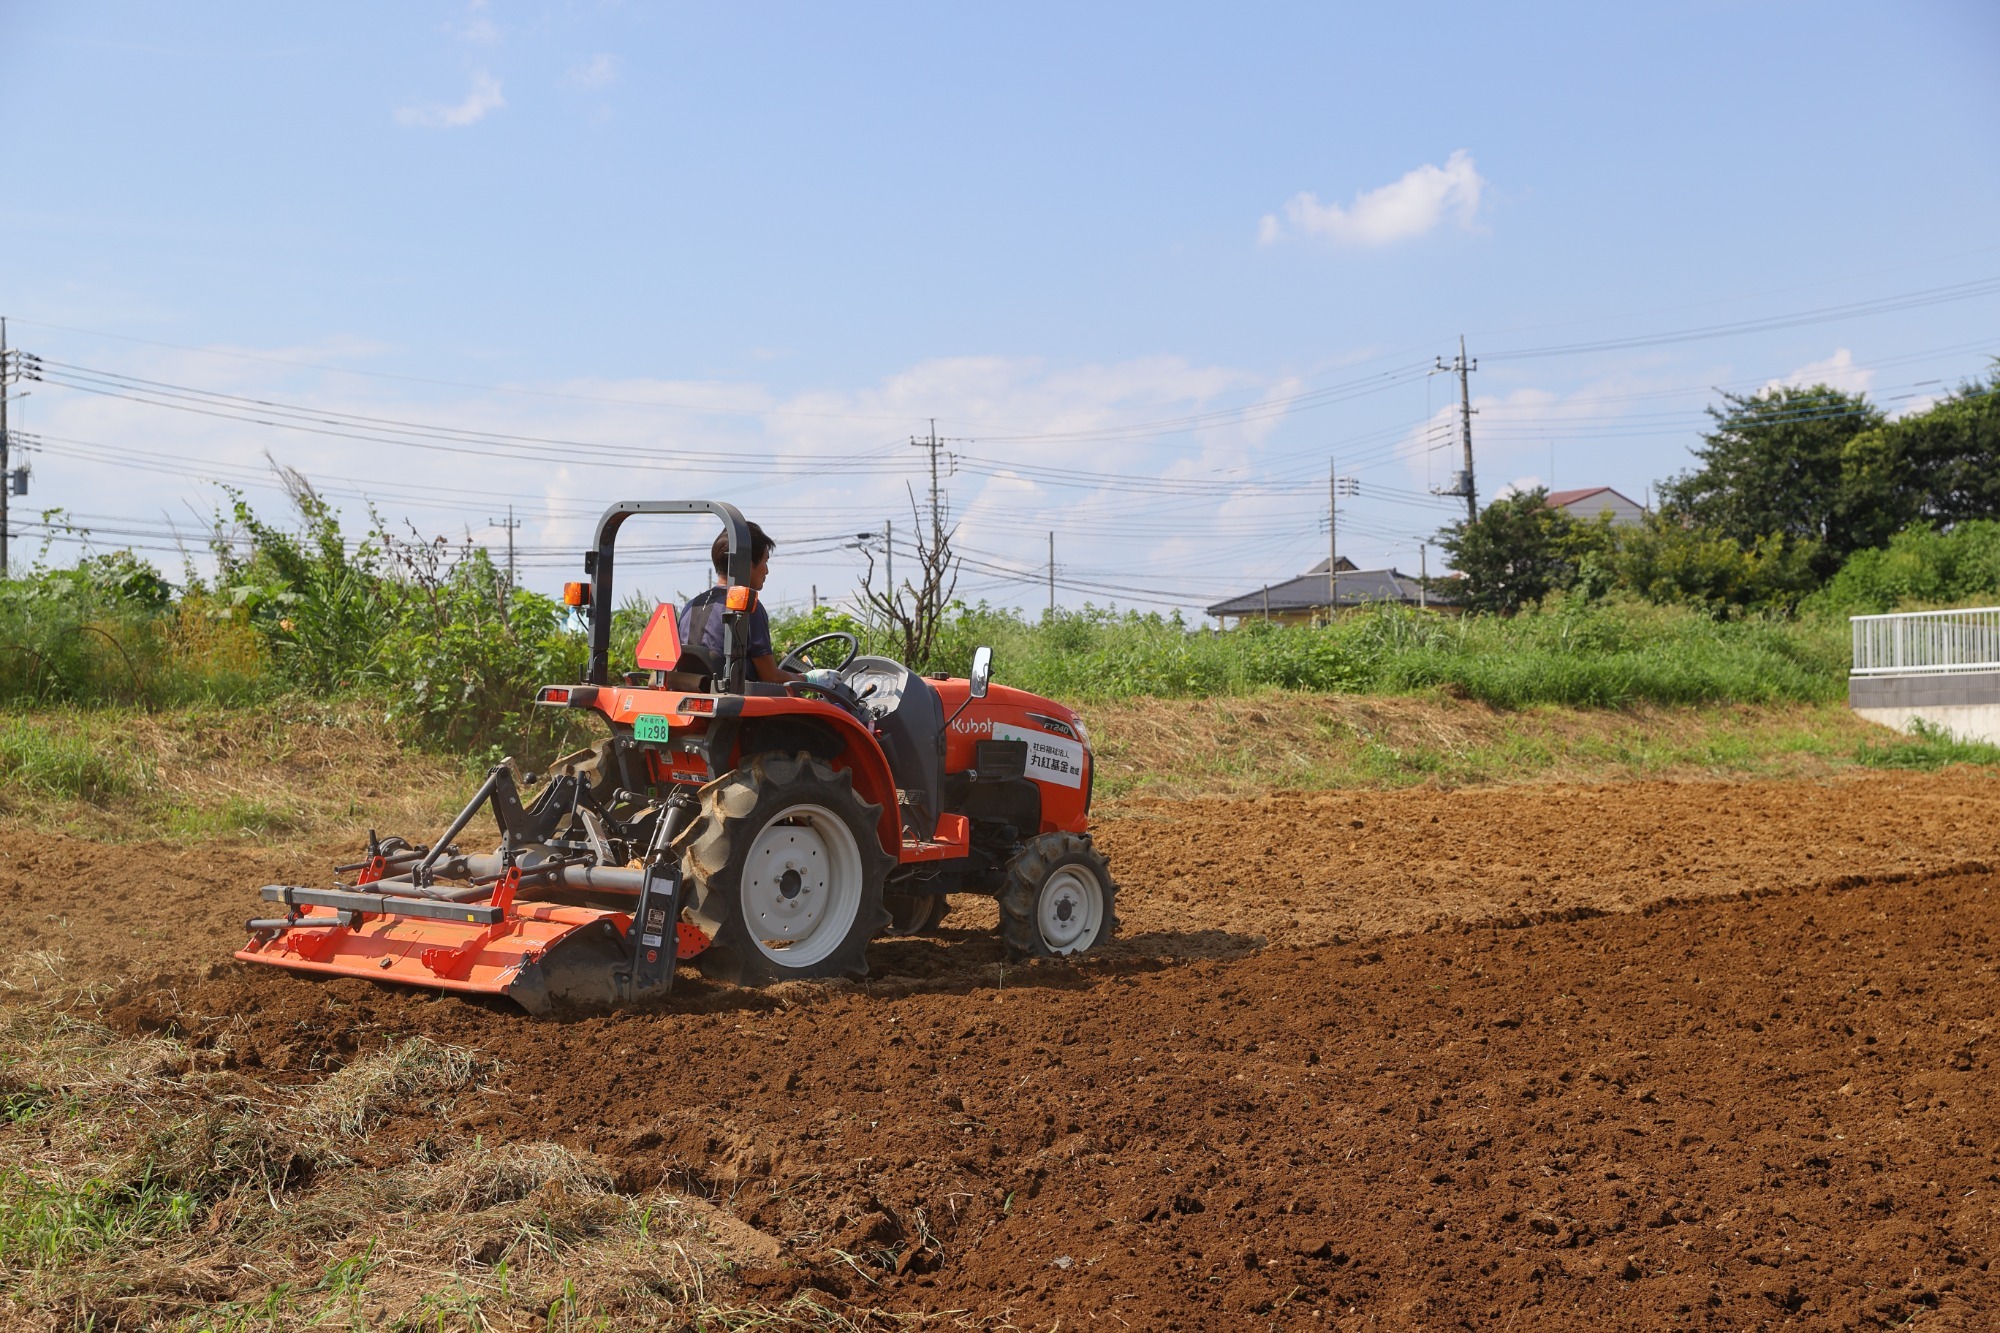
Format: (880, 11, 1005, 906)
(840, 656, 945, 841)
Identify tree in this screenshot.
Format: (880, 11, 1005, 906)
(1840, 367, 2000, 547)
(1436, 488, 1586, 615)
(857, 491, 960, 668)
(1657, 383, 1883, 576)
(1607, 515, 1817, 615)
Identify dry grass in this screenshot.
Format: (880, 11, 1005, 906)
(299, 1037, 484, 1140)
(0, 700, 466, 844)
(0, 980, 893, 1331)
(1084, 693, 1895, 803)
(0, 692, 1935, 844)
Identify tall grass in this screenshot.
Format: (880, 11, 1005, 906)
(0, 717, 148, 801)
(0, 580, 266, 711)
(791, 596, 1852, 709)
(0, 495, 1857, 770)
(0, 579, 1852, 759)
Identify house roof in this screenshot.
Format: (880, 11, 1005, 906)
(1547, 486, 1642, 511)
(1205, 567, 1431, 617)
(1302, 556, 1360, 574)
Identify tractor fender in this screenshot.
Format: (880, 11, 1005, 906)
(722, 695, 904, 857)
(577, 685, 907, 858)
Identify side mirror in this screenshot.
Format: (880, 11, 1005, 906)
(969, 645, 993, 699)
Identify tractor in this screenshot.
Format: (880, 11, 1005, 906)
(237, 501, 1116, 1012)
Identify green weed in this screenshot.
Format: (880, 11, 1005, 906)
(0, 716, 147, 801)
(1854, 718, 2000, 771)
(162, 795, 299, 838)
(0, 1165, 199, 1267)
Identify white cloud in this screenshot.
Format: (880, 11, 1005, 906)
(453, 0, 498, 44)
(1762, 347, 1874, 398)
(566, 54, 618, 90)
(395, 72, 505, 129)
(1261, 150, 1486, 247)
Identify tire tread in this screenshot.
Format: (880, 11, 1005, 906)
(998, 831, 1117, 960)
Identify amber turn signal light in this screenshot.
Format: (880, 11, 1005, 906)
(563, 581, 591, 607)
(725, 585, 756, 612)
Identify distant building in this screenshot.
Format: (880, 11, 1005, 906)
(1546, 486, 1647, 527)
(1205, 559, 1437, 627)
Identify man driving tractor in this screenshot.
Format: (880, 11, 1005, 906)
(679, 521, 802, 684)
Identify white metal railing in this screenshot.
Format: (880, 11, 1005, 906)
(1851, 607, 2000, 676)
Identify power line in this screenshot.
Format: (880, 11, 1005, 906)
(1484, 275, 2000, 362)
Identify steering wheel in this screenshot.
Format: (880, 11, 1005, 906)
(777, 631, 859, 674)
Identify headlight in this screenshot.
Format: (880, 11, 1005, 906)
(1071, 714, 1091, 749)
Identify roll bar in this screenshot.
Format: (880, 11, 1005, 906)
(583, 500, 753, 693)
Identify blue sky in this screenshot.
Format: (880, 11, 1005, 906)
(2, 1, 1996, 618)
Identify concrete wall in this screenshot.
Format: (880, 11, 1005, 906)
(1850, 671, 2000, 744)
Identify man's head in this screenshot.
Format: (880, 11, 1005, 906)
(711, 521, 775, 591)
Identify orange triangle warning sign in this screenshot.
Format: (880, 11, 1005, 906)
(635, 603, 682, 671)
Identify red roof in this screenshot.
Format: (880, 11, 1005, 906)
(1546, 486, 1613, 507)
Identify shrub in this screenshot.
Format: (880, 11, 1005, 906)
(1809, 520, 2000, 615)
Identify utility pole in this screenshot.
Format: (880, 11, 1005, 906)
(0, 319, 27, 579)
(1433, 335, 1478, 523)
(1048, 531, 1055, 615)
(1328, 459, 1337, 612)
(489, 504, 521, 592)
(913, 419, 944, 553)
(0, 318, 9, 579)
(1419, 542, 1429, 610)
(1325, 459, 1358, 619)
(885, 517, 893, 592)
(909, 419, 971, 553)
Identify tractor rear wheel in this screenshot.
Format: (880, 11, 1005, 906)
(681, 752, 894, 985)
(999, 832, 1116, 960)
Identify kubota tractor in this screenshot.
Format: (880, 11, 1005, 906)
(237, 501, 1116, 1012)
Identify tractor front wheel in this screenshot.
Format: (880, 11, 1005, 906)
(681, 752, 893, 985)
(999, 832, 1117, 960)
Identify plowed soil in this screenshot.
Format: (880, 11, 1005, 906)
(21, 768, 2000, 1327)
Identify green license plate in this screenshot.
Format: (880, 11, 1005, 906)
(633, 714, 673, 742)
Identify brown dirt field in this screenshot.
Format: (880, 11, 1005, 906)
(17, 767, 2000, 1327)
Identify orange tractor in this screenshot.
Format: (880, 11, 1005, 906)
(237, 501, 1116, 1012)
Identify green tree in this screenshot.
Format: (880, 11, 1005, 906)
(1436, 488, 1584, 615)
(1837, 367, 2000, 550)
(1607, 516, 1817, 615)
(1658, 383, 1883, 576)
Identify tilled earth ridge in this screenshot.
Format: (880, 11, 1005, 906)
(1100, 771, 2000, 950)
(9, 770, 2000, 983)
